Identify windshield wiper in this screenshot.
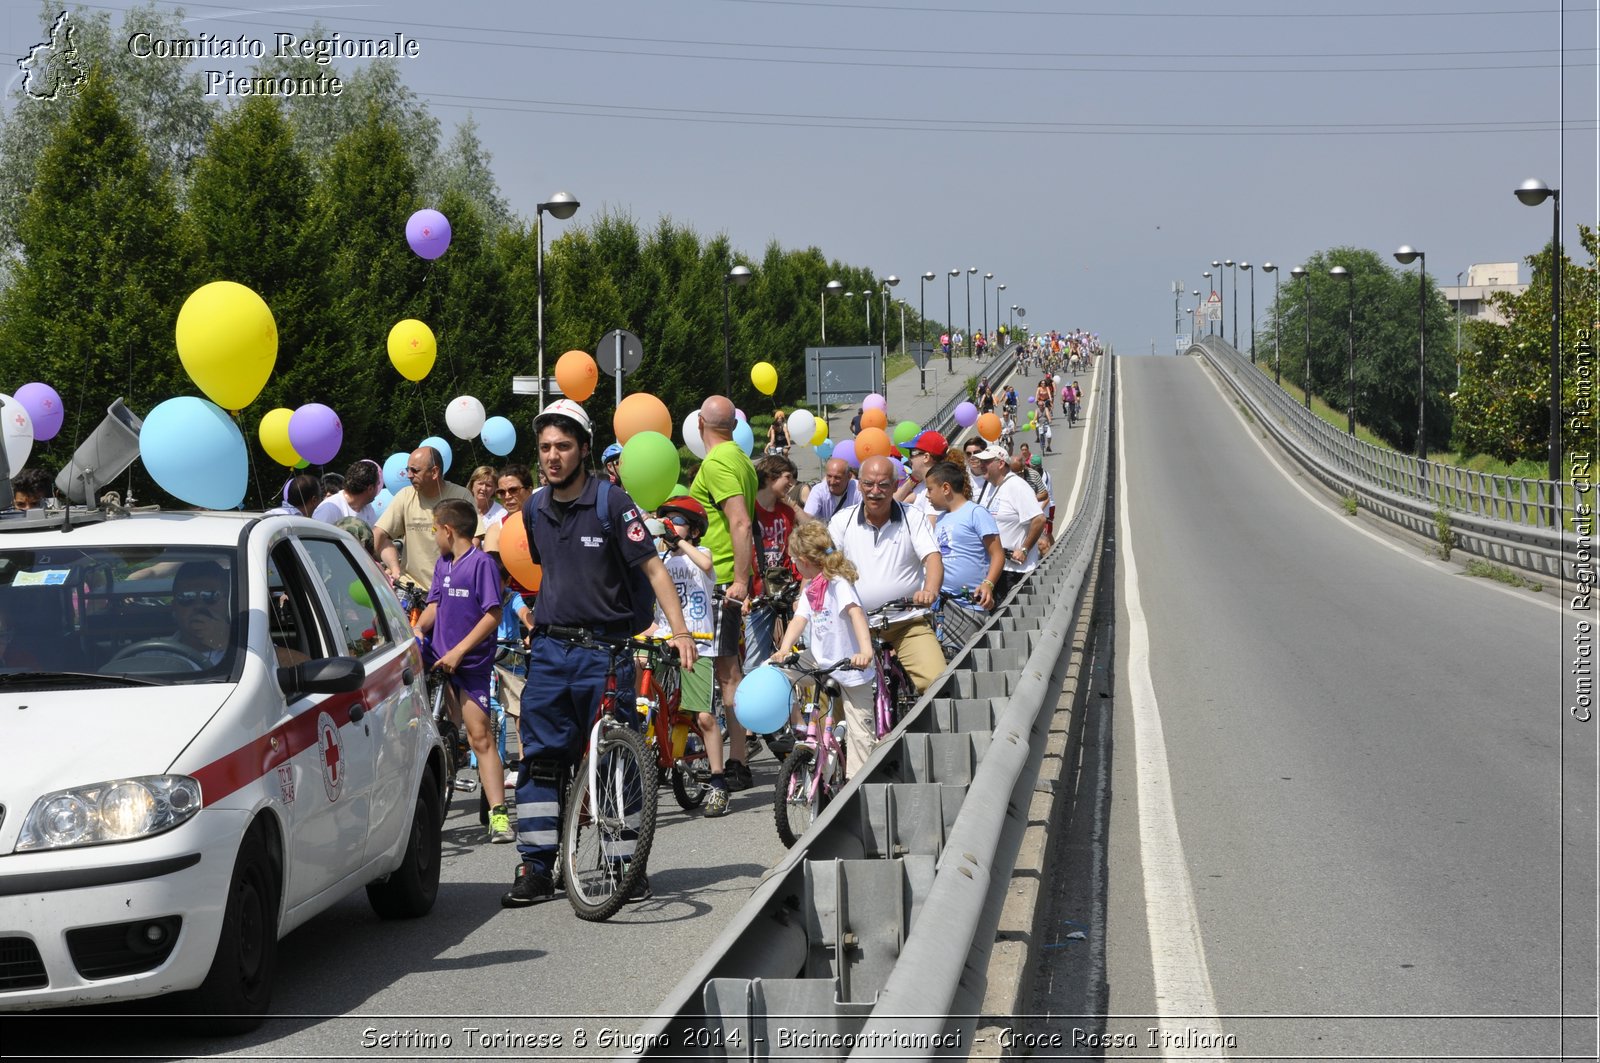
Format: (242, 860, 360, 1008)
(0, 670, 163, 688)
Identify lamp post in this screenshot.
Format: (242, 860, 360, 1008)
(1330, 265, 1355, 435)
(1291, 266, 1312, 409)
(946, 269, 959, 372)
(1514, 177, 1563, 511)
(1240, 262, 1254, 362)
(723, 264, 752, 395)
(879, 275, 899, 395)
(1455, 270, 1464, 390)
(535, 191, 580, 412)
(1212, 260, 1223, 338)
(982, 273, 993, 356)
(1262, 263, 1281, 385)
(1010, 304, 1018, 334)
(821, 279, 843, 342)
(964, 267, 978, 357)
(995, 283, 1006, 348)
(1225, 259, 1238, 347)
(1202, 271, 1213, 335)
(920, 271, 936, 388)
(1393, 246, 1428, 458)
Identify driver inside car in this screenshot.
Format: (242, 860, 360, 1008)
(172, 561, 307, 668)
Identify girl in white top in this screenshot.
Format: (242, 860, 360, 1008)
(771, 522, 878, 779)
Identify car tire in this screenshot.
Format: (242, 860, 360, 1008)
(179, 826, 279, 1034)
(366, 778, 442, 919)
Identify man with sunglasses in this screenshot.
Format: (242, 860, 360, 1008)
(374, 445, 476, 593)
(171, 561, 306, 667)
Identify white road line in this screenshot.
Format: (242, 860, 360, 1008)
(1115, 369, 1230, 1059)
(1062, 366, 1098, 520)
(1197, 359, 1561, 616)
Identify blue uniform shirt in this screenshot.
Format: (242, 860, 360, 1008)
(523, 474, 656, 629)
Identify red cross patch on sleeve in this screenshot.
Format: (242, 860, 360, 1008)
(627, 521, 647, 542)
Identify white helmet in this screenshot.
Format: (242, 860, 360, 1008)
(532, 398, 592, 441)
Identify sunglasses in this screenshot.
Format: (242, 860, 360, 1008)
(174, 590, 225, 606)
(496, 487, 527, 497)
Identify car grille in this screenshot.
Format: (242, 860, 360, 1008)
(0, 937, 47, 991)
(66, 917, 182, 980)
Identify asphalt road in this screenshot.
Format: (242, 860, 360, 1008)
(1030, 355, 1593, 1060)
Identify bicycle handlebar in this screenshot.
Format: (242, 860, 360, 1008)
(773, 653, 855, 682)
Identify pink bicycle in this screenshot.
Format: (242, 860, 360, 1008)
(771, 656, 853, 848)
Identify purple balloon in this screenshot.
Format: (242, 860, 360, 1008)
(1027, 395, 1036, 403)
(833, 438, 859, 470)
(406, 208, 452, 260)
(287, 403, 343, 465)
(14, 382, 63, 442)
(890, 457, 907, 482)
(954, 401, 979, 428)
(862, 393, 887, 411)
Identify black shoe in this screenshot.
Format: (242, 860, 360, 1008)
(765, 728, 795, 759)
(501, 862, 555, 908)
(627, 874, 652, 903)
(725, 759, 754, 792)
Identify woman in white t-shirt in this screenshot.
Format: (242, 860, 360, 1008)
(770, 522, 877, 779)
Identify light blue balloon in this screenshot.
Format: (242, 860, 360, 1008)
(382, 451, 409, 491)
(481, 416, 517, 456)
(371, 487, 394, 519)
(732, 418, 754, 456)
(734, 665, 793, 734)
(141, 396, 247, 509)
(419, 435, 453, 474)
(814, 439, 834, 461)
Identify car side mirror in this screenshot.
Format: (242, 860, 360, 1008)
(278, 657, 365, 698)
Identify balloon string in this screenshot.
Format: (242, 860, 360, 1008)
(239, 410, 267, 511)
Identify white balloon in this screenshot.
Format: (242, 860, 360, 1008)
(445, 395, 487, 440)
(682, 408, 708, 459)
(0, 393, 34, 475)
(786, 409, 816, 448)
(1053, 375, 1062, 386)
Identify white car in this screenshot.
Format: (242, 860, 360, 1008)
(0, 510, 444, 1031)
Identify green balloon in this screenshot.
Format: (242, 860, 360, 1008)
(349, 579, 373, 609)
(619, 430, 681, 510)
(892, 420, 922, 445)
(671, 483, 691, 498)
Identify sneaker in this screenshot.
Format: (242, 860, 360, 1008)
(626, 873, 652, 903)
(488, 805, 514, 843)
(725, 759, 754, 792)
(703, 787, 731, 817)
(501, 863, 555, 908)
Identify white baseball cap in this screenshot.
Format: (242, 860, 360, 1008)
(974, 443, 1009, 462)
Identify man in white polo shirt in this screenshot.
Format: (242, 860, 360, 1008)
(828, 455, 945, 695)
(972, 442, 1046, 598)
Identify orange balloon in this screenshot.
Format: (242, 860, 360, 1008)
(555, 350, 598, 402)
(859, 407, 888, 431)
(497, 512, 543, 594)
(854, 426, 894, 461)
(614, 392, 672, 444)
(977, 412, 1003, 442)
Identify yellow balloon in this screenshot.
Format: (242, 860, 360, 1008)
(175, 281, 278, 411)
(750, 361, 777, 396)
(258, 407, 301, 466)
(810, 417, 827, 446)
(387, 319, 437, 382)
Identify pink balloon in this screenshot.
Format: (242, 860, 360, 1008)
(833, 438, 859, 469)
(14, 382, 63, 442)
(406, 208, 452, 260)
(862, 393, 887, 411)
(287, 403, 343, 465)
(954, 401, 978, 427)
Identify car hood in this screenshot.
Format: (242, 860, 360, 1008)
(0, 685, 233, 801)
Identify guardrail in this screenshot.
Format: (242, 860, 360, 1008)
(628, 349, 1113, 1062)
(1193, 337, 1577, 581)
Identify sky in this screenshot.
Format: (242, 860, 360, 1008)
(3, 0, 1596, 356)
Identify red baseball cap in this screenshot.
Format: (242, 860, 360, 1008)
(909, 430, 949, 457)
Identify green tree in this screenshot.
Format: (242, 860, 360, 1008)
(426, 117, 512, 233)
(0, 69, 196, 485)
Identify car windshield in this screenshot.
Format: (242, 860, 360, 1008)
(0, 545, 240, 685)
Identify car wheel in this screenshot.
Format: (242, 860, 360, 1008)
(180, 827, 279, 1034)
(366, 778, 442, 919)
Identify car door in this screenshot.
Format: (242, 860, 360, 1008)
(294, 535, 423, 866)
(268, 539, 376, 905)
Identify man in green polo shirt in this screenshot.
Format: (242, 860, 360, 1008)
(690, 395, 758, 803)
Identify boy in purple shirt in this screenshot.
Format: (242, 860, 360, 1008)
(415, 498, 510, 842)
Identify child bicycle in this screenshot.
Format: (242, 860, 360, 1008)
(771, 655, 854, 848)
(633, 632, 715, 810)
(865, 598, 923, 736)
(932, 590, 987, 662)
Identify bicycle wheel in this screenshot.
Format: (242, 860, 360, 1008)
(773, 744, 840, 848)
(671, 763, 709, 809)
(561, 725, 658, 922)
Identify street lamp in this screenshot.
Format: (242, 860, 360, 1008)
(1010, 304, 1018, 333)
(919, 271, 936, 388)
(946, 269, 959, 372)
(1202, 271, 1213, 335)
(1455, 270, 1464, 391)
(879, 275, 899, 395)
(1262, 263, 1281, 385)
(723, 264, 753, 395)
(1240, 262, 1254, 362)
(821, 279, 843, 342)
(535, 191, 580, 411)
(1211, 260, 1223, 338)
(965, 267, 978, 358)
(1393, 246, 1428, 458)
(982, 273, 993, 356)
(1513, 177, 1563, 509)
(1225, 259, 1238, 348)
(1330, 265, 1354, 435)
(1291, 266, 1312, 409)
(995, 283, 1007, 347)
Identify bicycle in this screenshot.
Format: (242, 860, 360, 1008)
(633, 632, 715, 810)
(743, 568, 802, 758)
(771, 655, 853, 848)
(932, 590, 988, 662)
(864, 598, 923, 737)
(541, 625, 659, 922)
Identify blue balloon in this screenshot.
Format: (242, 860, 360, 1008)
(382, 451, 409, 491)
(734, 665, 793, 734)
(419, 435, 454, 474)
(370, 487, 394, 519)
(141, 396, 247, 509)
(814, 438, 833, 462)
(481, 416, 517, 456)
(732, 418, 754, 456)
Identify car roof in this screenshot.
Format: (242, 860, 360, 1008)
(0, 510, 322, 549)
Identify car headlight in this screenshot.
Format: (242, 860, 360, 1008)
(16, 776, 203, 852)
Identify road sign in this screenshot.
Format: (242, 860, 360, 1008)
(1176, 334, 1191, 351)
(596, 329, 643, 378)
(512, 376, 561, 396)
(804, 346, 880, 405)
(908, 342, 934, 369)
